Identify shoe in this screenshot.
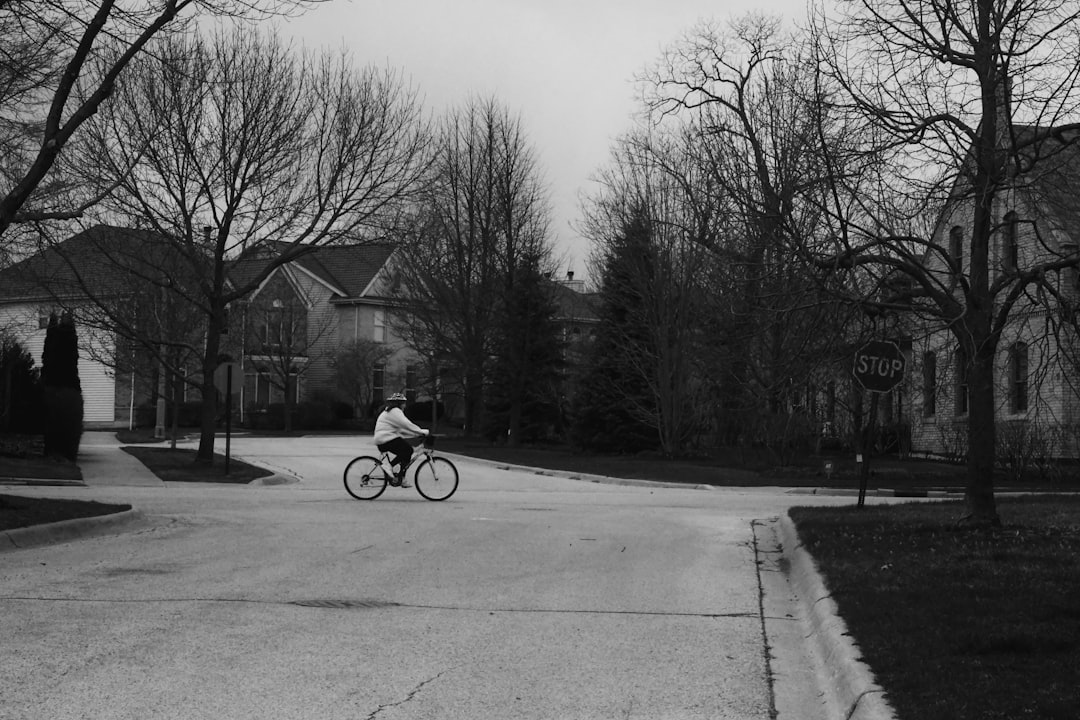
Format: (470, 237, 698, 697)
(397, 472, 411, 488)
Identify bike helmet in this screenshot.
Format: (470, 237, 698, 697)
(387, 392, 407, 403)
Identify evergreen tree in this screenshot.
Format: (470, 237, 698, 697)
(41, 313, 83, 460)
(571, 210, 658, 453)
(485, 261, 566, 444)
(0, 335, 43, 434)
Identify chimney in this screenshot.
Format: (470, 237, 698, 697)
(567, 271, 574, 281)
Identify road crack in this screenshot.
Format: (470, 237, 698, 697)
(365, 669, 451, 719)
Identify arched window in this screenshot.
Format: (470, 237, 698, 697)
(922, 352, 937, 417)
(1003, 211, 1019, 271)
(949, 226, 963, 274)
(955, 347, 969, 415)
(1009, 342, 1029, 413)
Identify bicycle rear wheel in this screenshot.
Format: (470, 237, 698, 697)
(344, 456, 388, 500)
(413, 456, 459, 501)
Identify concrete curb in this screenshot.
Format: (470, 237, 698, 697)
(787, 487, 964, 498)
(0, 477, 86, 487)
(1, 508, 143, 552)
(440, 451, 715, 491)
(779, 513, 897, 720)
(248, 473, 299, 486)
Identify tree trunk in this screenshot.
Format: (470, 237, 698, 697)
(958, 50, 1004, 527)
(507, 400, 522, 447)
(196, 305, 225, 464)
(464, 370, 484, 438)
(283, 379, 294, 434)
(965, 342, 1000, 525)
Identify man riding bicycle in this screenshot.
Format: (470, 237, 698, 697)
(373, 392, 429, 487)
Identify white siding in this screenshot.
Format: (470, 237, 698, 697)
(0, 301, 118, 423)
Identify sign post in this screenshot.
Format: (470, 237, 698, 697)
(214, 358, 242, 475)
(852, 340, 906, 506)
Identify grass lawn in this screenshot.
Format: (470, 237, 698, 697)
(0, 432, 270, 532)
(0, 494, 131, 532)
(119, 445, 271, 484)
(789, 497, 1080, 720)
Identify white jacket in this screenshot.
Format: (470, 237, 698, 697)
(373, 407, 426, 445)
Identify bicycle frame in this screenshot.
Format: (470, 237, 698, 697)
(377, 442, 436, 481)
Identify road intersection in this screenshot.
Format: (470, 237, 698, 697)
(0, 433, 893, 720)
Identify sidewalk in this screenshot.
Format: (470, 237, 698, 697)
(76, 431, 163, 487)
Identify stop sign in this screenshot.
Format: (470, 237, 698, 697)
(853, 340, 906, 392)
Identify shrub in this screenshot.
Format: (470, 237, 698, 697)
(43, 386, 83, 460)
(41, 314, 83, 461)
(0, 336, 44, 434)
(297, 400, 334, 430)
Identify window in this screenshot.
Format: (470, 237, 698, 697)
(1009, 342, 1028, 413)
(949, 226, 963, 274)
(373, 310, 385, 343)
(265, 306, 283, 347)
(1003, 211, 1019, 271)
(405, 365, 417, 404)
(826, 381, 836, 425)
(260, 299, 293, 350)
(955, 347, 969, 415)
(256, 373, 271, 407)
(372, 362, 385, 406)
(254, 371, 298, 407)
(922, 352, 937, 417)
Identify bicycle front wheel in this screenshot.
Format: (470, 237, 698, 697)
(344, 456, 388, 500)
(414, 456, 459, 501)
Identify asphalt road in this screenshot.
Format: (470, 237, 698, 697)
(0, 435, 853, 720)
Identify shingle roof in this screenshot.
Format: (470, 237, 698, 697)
(228, 242, 397, 299)
(0, 224, 180, 302)
(550, 281, 599, 322)
(292, 243, 397, 297)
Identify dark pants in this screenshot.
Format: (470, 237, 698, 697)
(377, 437, 414, 473)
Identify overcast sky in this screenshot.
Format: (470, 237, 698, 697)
(280, 0, 810, 280)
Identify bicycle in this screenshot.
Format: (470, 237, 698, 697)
(343, 434, 459, 501)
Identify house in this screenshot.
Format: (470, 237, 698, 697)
(0, 225, 186, 427)
(906, 127, 1080, 460)
(229, 241, 420, 423)
(232, 250, 600, 426)
(1, 225, 601, 431)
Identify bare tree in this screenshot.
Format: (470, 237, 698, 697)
(330, 339, 394, 419)
(393, 96, 554, 437)
(0, 0, 329, 239)
(808, 0, 1080, 525)
(640, 16, 861, 455)
(240, 275, 339, 433)
(61, 26, 429, 463)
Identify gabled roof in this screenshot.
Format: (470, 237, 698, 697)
(0, 224, 180, 303)
(930, 125, 1080, 258)
(294, 243, 397, 297)
(229, 241, 397, 301)
(549, 280, 599, 323)
(1011, 127, 1080, 241)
